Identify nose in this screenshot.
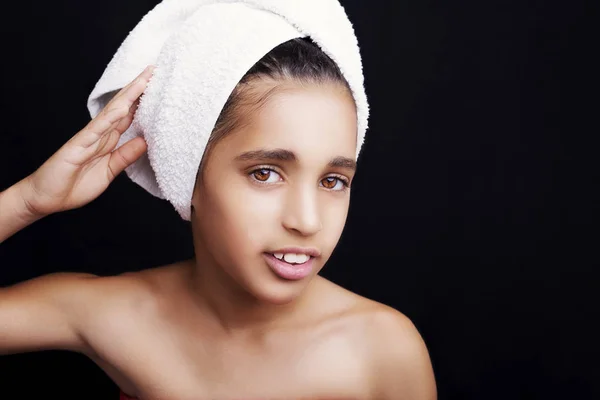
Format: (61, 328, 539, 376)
(281, 187, 323, 236)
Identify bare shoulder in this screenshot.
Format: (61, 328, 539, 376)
(80, 262, 187, 328)
(361, 303, 437, 400)
(311, 279, 429, 350)
(315, 279, 437, 400)
(64, 262, 190, 356)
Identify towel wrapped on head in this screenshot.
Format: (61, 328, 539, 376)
(87, 0, 369, 221)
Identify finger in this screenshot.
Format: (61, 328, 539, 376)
(107, 136, 148, 181)
(82, 65, 151, 136)
(97, 98, 139, 151)
(94, 97, 140, 147)
(105, 65, 155, 110)
(90, 67, 151, 132)
(113, 97, 140, 134)
(74, 107, 127, 148)
(75, 71, 148, 148)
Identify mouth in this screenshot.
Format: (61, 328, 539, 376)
(263, 252, 315, 281)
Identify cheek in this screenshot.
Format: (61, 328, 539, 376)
(322, 199, 350, 247)
(211, 184, 282, 257)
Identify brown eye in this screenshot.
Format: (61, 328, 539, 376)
(249, 168, 281, 184)
(253, 169, 271, 182)
(322, 177, 337, 189)
(321, 176, 350, 192)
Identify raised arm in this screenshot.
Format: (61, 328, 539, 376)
(0, 179, 44, 243)
(0, 66, 155, 355)
(0, 65, 154, 243)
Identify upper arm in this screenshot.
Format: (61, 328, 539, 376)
(0, 272, 98, 355)
(369, 308, 438, 400)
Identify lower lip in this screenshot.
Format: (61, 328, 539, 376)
(263, 253, 315, 281)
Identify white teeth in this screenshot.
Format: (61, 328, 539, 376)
(271, 253, 311, 264)
(283, 253, 298, 263)
(283, 253, 310, 264)
(297, 254, 310, 263)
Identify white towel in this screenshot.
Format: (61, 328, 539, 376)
(87, 0, 369, 221)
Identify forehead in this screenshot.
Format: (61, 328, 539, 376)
(225, 82, 358, 160)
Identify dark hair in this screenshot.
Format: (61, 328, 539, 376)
(197, 37, 353, 178)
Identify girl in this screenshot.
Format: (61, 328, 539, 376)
(0, 38, 436, 399)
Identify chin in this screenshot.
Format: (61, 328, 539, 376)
(250, 277, 313, 306)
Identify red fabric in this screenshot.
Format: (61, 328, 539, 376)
(120, 391, 137, 400)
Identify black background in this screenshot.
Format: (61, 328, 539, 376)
(0, 1, 596, 399)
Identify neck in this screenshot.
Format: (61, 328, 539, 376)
(184, 253, 314, 336)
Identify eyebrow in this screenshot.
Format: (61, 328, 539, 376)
(234, 148, 357, 172)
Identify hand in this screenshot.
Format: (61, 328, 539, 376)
(20, 65, 155, 217)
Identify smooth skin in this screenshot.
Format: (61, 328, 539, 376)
(0, 66, 437, 400)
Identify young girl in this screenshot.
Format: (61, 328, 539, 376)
(0, 38, 436, 399)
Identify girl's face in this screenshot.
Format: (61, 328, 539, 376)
(191, 81, 357, 305)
